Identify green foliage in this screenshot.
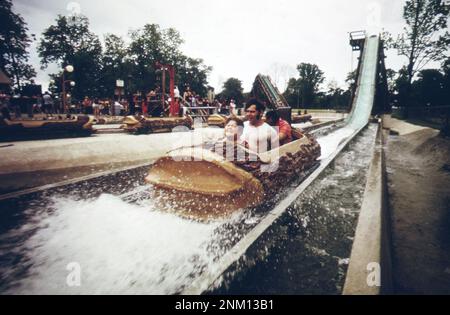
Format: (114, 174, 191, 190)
(177, 57, 211, 97)
(390, 0, 450, 84)
(296, 63, 325, 106)
(412, 69, 446, 106)
(38, 15, 102, 69)
(38, 14, 103, 100)
(386, 68, 397, 94)
(282, 63, 325, 108)
(443, 57, 450, 100)
(320, 81, 350, 109)
(391, 66, 447, 108)
(128, 24, 175, 93)
(128, 24, 211, 96)
(37, 17, 212, 100)
(99, 34, 132, 97)
(282, 78, 300, 107)
(0, 0, 36, 89)
(219, 77, 244, 105)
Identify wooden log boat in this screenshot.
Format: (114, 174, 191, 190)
(207, 114, 227, 127)
(291, 114, 312, 124)
(94, 116, 125, 125)
(122, 115, 193, 134)
(0, 115, 95, 141)
(145, 131, 321, 220)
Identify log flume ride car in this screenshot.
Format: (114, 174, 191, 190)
(122, 115, 193, 134)
(291, 114, 312, 124)
(0, 115, 95, 141)
(145, 130, 321, 220)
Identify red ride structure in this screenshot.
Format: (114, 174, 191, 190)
(155, 61, 179, 116)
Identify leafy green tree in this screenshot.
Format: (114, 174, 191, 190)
(128, 24, 170, 93)
(323, 80, 350, 109)
(390, 0, 450, 112)
(442, 58, 450, 99)
(442, 58, 450, 133)
(0, 0, 36, 90)
(312, 79, 351, 110)
(296, 63, 325, 107)
(412, 69, 445, 107)
(345, 70, 357, 89)
(38, 14, 103, 100)
(99, 34, 132, 97)
(282, 64, 325, 108)
(177, 57, 211, 96)
(128, 24, 211, 96)
(283, 77, 300, 107)
(392, 66, 411, 108)
(392, 0, 450, 83)
(219, 77, 244, 105)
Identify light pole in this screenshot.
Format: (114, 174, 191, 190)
(62, 65, 74, 113)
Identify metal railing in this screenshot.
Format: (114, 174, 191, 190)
(183, 106, 218, 122)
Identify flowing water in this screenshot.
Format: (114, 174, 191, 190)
(211, 124, 378, 294)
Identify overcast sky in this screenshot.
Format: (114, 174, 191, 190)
(14, 0, 409, 93)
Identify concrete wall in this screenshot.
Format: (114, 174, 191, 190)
(343, 122, 393, 294)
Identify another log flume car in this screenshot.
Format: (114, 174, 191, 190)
(145, 131, 321, 220)
(0, 115, 95, 141)
(291, 114, 312, 124)
(122, 115, 193, 134)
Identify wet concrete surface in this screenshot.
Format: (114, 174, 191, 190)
(0, 160, 152, 195)
(385, 127, 450, 294)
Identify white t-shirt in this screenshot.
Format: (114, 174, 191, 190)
(241, 121, 279, 153)
(43, 94, 53, 105)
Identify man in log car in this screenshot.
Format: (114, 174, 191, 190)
(241, 99, 279, 153)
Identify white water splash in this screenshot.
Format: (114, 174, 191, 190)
(8, 194, 223, 294)
(317, 127, 355, 160)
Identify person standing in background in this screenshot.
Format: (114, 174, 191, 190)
(42, 92, 54, 116)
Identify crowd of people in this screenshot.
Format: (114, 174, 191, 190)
(0, 83, 246, 121)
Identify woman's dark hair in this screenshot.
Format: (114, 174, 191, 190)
(265, 110, 279, 122)
(245, 98, 265, 113)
